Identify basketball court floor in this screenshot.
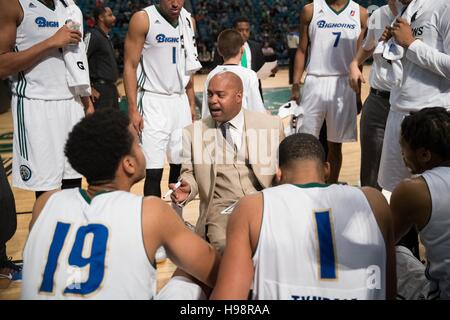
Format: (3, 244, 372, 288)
(0, 67, 369, 299)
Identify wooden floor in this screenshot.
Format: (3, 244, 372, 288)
(0, 67, 370, 299)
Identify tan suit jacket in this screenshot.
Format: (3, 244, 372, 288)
(180, 109, 285, 241)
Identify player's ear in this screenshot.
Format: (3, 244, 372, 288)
(323, 161, 331, 182)
(122, 155, 136, 176)
(275, 167, 282, 185)
(417, 147, 432, 165)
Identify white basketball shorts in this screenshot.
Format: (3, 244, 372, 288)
(298, 75, 357, 143)
(378, 109, 411, 192)
(138, 90, 191, 168)
(12, 95, 84, 191)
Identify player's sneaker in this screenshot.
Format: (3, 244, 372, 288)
(0, 258, 22, 288)
(0, 257, 22, 273)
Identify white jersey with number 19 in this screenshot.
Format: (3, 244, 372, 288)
(21, 189, 156, 300)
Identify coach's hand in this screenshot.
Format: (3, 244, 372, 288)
(348, 60, 365, 93)
(392, 18, 415, 48)
(170, 180, 191, 204)
(290, 83, 301, 104)
(48, 25, 82, 48)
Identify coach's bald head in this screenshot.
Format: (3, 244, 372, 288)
(207, 71, 243, 123)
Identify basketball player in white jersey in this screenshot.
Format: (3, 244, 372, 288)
(201, 29, 265, 118)
(211, 133, 396, 300)
(123, 0, 198, 201)
(21, 109, 220, 299)
(391, 108, 450, 300)
(0, 0, 94, 198)
(378, 0, 450, 192)
(290, 0, 368, 183)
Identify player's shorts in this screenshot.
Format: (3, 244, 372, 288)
(139, 90, 191, 168)
(12, 95, 84, 191)
(378, 109, 411, 192)
(396, 246, 435, 300)
(155, 276, 206, 300)
(298, 75, 357, 143)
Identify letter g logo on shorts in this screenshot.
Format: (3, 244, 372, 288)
(77, 61, 85, 70)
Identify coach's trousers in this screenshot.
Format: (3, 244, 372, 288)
(0, 155, 17, 264)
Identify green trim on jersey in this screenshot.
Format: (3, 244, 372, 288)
(138, 57, 147, 88)
(138, 90, 145, 116)
(137, 58, 146, 115)
(79, 188, 92, 204)
(326, 0, 351, 15)
(79, 188, 115, 205)
(15, 50, 29, 160)
(293, 183, 330, 189)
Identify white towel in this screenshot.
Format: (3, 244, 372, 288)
(55, 0, 91, 97)
(380, 0, 425, 87)
(177, 8, 202, 77)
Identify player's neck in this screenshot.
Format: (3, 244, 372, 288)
(85, 181, 130, 198)
(326, 0, 349, 9)
(288, 177, 327, 186)
(98, 23, 110, 35)
(223, 56, 241, 65)
(40, 0, 55, 8)
(156, 5, 179, 27)
(428, 159, 450, 170)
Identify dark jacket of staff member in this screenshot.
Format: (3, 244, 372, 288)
(85, 5, 119, 109)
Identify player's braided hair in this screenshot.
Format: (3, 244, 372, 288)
(278, 133, 325, 168)
(401, 107, 450, 160)
(65, 108, 134, 185)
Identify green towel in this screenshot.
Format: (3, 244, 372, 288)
(241, 48, 248, 68)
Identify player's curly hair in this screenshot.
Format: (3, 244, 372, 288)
(65, 108, 134, 185)
(278, 133, 325, 168)
(401, 107, 450, 161)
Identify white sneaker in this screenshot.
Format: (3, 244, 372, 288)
(155, 246, 167, 263)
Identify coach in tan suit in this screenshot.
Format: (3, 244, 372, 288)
(171, 72, 284, 252)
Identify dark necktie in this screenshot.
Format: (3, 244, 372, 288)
(219, 122, 234, 149)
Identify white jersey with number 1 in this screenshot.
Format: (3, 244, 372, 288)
(137, 5, 191, 95)
(307, 0, 361, 76)
(253, 183, 386, 300)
